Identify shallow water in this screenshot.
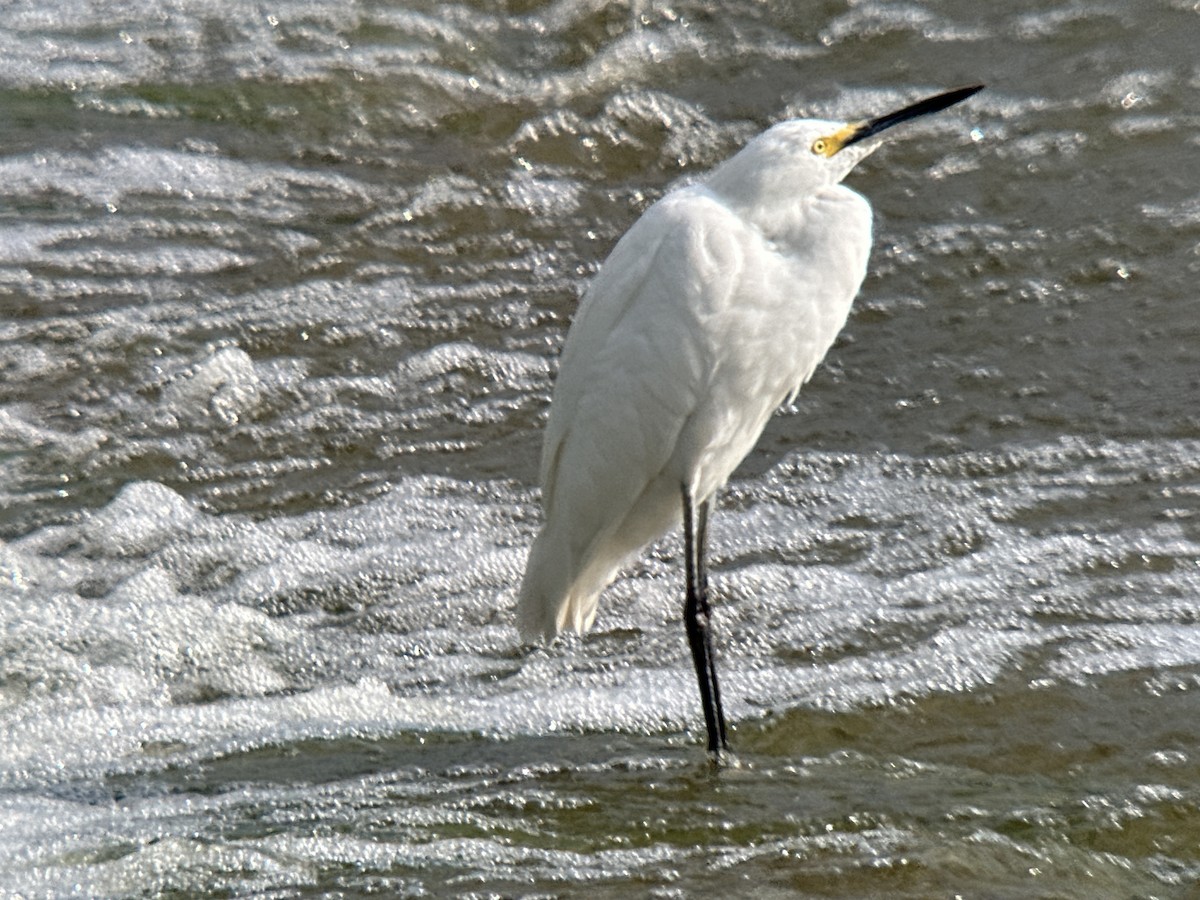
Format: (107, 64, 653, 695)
(2, 0, 1199, 896)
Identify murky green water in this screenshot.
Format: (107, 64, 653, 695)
(2, 1, 1199, 896)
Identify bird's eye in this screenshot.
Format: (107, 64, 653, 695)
(811, 138, 828, 156)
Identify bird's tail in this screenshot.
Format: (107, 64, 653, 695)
(516, 525, 609, 643)
(517, 526, 573, 642)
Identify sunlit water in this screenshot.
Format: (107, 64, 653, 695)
(2, 1, 1199, 896)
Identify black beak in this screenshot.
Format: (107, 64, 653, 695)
(839, 84, 984, 151)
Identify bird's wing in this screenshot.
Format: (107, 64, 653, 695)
(521, 183, 872, 639)
(520, 188, 747, 638)
(539, 188, 741, 516)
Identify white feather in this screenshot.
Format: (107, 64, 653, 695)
(518, 118, 875, 642)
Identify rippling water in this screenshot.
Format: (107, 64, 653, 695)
(2, 1, 1199, 896)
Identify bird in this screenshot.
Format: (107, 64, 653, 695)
(518, 84, 985, 757)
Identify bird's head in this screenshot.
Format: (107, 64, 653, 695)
(705, 84, 984, 210)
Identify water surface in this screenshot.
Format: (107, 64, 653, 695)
(2, 1, 1199, 896)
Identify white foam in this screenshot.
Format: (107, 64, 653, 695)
(157, 347, 262, 428)
(0, 146, 368, 218)
(3, 439, 1199, 798)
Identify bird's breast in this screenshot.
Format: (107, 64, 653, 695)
(671, 186, 872, 502)
(736, 184, 871, 368)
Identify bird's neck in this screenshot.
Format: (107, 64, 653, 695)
(704, 164, 831, 243)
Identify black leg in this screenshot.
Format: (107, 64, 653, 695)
(683, 487, 729, 756)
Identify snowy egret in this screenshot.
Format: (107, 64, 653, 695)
(518, 84, 984, 756)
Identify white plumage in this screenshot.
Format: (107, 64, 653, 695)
(515, 85, 983, 755)
(518, 119, 873, 641)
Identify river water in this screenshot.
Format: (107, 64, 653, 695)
(1, 1, 1199, 897)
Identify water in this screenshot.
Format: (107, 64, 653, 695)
(2, 0, 1199, 896)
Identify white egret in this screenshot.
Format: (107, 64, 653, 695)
(518, 84, 985, 756)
